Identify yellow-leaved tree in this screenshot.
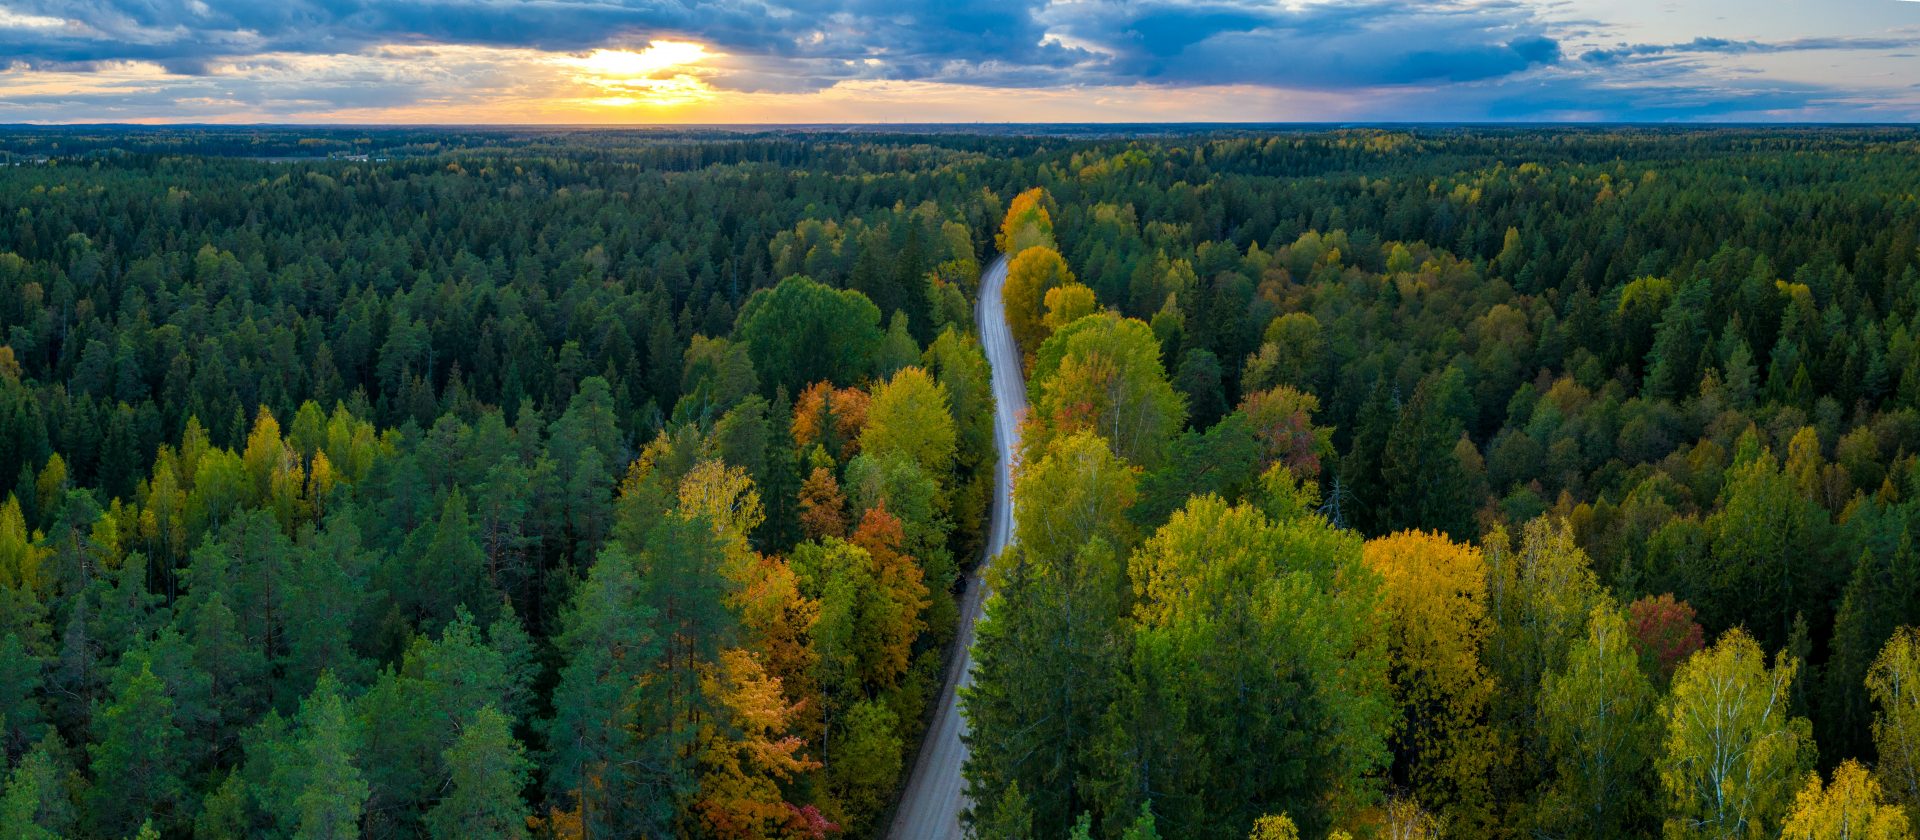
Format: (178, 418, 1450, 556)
(1364, 530, 1499, 835)
(1780, 760, 1912, 840)
(1658, 627, 1813, 840)
(997, 187, 1055, 255)
(1042, 283, 1098, 332)
(1027, 312, 1185, 469)
(859, 366, 956, 476)
(1248, 814, 1300, 840)
(1869, 627, 1920, 821)
(1003, 245, 1076, 354)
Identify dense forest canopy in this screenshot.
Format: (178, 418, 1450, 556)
(2, 125, 1920, 839)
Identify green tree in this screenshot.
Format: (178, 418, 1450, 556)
(1173, 348, 1226, 429)
(735, 275, 885, 396)
(1381, 368, 1474, 539)
(1104, 486, 1388, 839)
(543, 542, 659, 833)
(1823, 540, 1920, 763)
(0, 736, 73, 840)
(1030, 313, 1186, 469)
(1697, 433, 1832, 653)
(675, 335, 759, 423)
(874, 310, 922, 379)
(426, 705, 530, 840)
(409, 488, 497, 628)
(0, 631, 45, 758)
(860, 366, 957, 476)
(277, 515, 374, 701)
(291, 676, 368, 840)
(1535, 603, 1659, 838)
(87, 662, 185, 838)
(1130, 411, 1262, 532)
(1119, 803, 1162, 840)
(964, 432, 1137, 836)
(1644, 278, 1711, 401)
(970, 780, 1035, 840)
(1483, 517, 1604, 805)
(1341, 376, 1395, 535)
(826, 700, 903, 825)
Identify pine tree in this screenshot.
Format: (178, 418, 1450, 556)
(427, 706, 530, 840)
(755, 387, 803, 552)
(87, 662, 185, 838)
(414, 488, 496, 628)
(0, 631, 45, 757)
(0, 735, 73, 840)
(1342, 376, 1394, 536)
(963, 433, 1134, 836)
(969, 781, 1035, 840)
(1119, 803, 1161, 840)
(292, 675, 368, 840)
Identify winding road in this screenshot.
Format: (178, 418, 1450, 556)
(888, 253, 1023, 840)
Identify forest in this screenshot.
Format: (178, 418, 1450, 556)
(2, 125, 1920, 839)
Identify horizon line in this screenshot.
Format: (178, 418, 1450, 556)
(5, 120, 1920, 130)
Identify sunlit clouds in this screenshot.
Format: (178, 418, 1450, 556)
(0, 0, 1917, 122)
(0, 7, 64, 29)
(561, 41, 718, 109)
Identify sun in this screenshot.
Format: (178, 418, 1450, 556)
(562, 41, 718, 108)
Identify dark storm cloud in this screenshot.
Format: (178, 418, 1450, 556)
(0, 0, 1565, 91)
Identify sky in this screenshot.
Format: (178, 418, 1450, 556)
(1, 0, 1918, 124)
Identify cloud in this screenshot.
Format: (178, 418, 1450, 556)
(1581, 34, 1920, 65)
(0, 0, 1094, 88)
(0, 0, 1568, 91)
(1036, 0, 1562, 89)
(0, 0, 1915, 122)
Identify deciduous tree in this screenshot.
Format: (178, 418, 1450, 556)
(1364, 530, 1498, 833)
(1005, 247, 1076, 353)
(1535, 603, 1659, 838)
(860, 367, 957, 476)
(1780, 760, 1911, 840)
(1030, 313, 1185, 469)
(1659, 628, 1812, 840)
(1869, 627, 1920, 820)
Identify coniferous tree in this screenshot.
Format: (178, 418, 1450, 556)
(0, 736, 73, 840)
(87, 663, 185, 838)
(291, 675, 368, 840)
(1381, 370, 1474, 540)
(1823, 541, 1920, 764)
(426, 705, 530, 840)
